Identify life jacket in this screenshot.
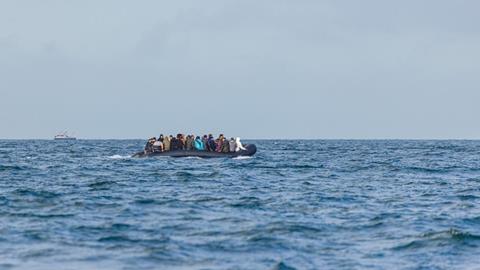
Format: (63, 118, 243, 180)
(194, 139, 204, 150)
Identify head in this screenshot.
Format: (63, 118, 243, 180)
(196, 136, 200, 140)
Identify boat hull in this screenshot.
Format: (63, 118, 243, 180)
(133, 144, 257, 158)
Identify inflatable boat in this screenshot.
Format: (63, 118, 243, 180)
(132, 144, 257, 158)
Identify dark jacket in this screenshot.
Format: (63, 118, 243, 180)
(170, 138, 179, 151)
(144, 142, 152, 152)
(208, 138, 216, 152)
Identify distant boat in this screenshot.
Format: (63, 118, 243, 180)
(54, 132, 76, 140)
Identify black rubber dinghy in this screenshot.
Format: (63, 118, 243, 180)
(133, 144, 257, 158)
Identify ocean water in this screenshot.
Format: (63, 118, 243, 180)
(1, 140, 480, 270)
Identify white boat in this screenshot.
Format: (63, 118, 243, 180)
(54, 132, 76, 140)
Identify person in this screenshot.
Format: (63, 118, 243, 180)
(222, 137, 230, 153)
(215, 138, 220, 152)
(179, 134, 186, 150)
(158, 134, 164, 143)
(202, 135, 209, 151)
(235, 137, 246, 152)
(171, 135, 179, 151)
(229, 137, 236, 152)
(194, 136, 205, 150)
(215, 134, 225, 152)
(163, 135, 171, 151)
(186, 135, 194, 150)
(152, 138, 164, 152)
(207, 134, 216, 152)
(144, 137, 156, 153)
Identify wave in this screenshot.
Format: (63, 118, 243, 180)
(272, 262, 297, 270)
(7, 212, 75, 219)
(392, 228, 480, 251)
(88, 180, 117, 189)
(233, 156, 253, 160)
(13, 189, 60, 199)
(229, 196, 262, 208)
(184, 156, 204, 160)
(173, 171, 221, 179)
(107, 154, 131, 159)
(0, 164, 28, 171)
(462, 216, 480, 225)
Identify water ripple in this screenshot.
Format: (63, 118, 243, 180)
(1, 140, 480, 269)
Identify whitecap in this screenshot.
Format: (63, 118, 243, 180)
(108, 154, 130, 159)
(184, 156, 204, 160)
(233, 156, 253, 160)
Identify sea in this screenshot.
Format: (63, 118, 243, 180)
(1, 140, 480, 270)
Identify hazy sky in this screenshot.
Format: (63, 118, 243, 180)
(1, 0, 479, 139)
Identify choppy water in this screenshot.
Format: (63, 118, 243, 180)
(1, 140, 480, 270)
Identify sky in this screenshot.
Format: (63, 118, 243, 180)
(1, 0, 479, 139)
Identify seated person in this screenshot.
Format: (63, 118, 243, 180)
(178, 134, 186, 150)
(144, 137, 156, 153)
(229, 137, 236, 152)
(222, 138, 230, 153)
(163, 135, 171, 151)
(207, 134, 216, 152)
(202, 135, 209, 150)
(152, 138, 164, 152)
(194, 136, 205, 151)
(215, 134, 225, 152)
(235, 137, 246, 152)
(170, 136, 179, 151)
(186, 135, 194, 150)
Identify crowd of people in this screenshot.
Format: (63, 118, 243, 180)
(144, 134, 246, 154)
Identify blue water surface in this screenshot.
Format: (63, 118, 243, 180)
(1, 140, 480, 270)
